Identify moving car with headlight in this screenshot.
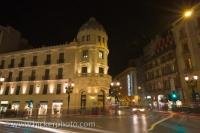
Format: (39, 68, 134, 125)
(132, 106, 146, 113)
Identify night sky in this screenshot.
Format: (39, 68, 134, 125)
(0, 0, 198, 76)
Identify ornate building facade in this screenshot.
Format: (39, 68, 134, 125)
(0, 18, 111, 116)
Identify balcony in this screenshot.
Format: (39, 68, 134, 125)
(57, 59, 64, 64)
(42, 75, 50, 80)
(8, 64, 14, 68)
(31, 62, 37, 66)
(44, 60, 51, 65)
(18, 63, 24, 67)
(16, 77, 22, 81)
(56, 75, 63, 79)
(6, 78, 12, 82)
(29, 76, 36, 81)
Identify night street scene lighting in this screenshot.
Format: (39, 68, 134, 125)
(0, 1, 200, 133)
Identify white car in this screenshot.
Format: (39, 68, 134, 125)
(132, 106, 146, 113)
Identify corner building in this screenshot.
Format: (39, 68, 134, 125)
(0, 18, 111, 116)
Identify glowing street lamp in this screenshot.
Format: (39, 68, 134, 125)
(183, 9, 193, 18)
(184, 75, 198, 103)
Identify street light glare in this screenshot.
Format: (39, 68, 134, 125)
(193, 75, 198, 80)
(183, 9, 193, 18)
(184, 76, 189, 81)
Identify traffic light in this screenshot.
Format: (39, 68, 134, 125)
(168, 91, 180, 102)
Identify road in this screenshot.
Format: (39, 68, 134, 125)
(0, 111, 200, 133)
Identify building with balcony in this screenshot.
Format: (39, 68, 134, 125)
(0, 17, 111, 116)
(172, 10, 200, 105)
(143, 31, 181, 108)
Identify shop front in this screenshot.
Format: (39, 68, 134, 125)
(0, 101, 9, 113)
(38, 101, 48, 115)
(11, 101, 20, 111)
(25, 100, 33, 116)
(52, 100, 63, 115)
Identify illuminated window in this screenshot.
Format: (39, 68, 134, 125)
(82, 50, 88, 58)
(99, 51, 104, 59)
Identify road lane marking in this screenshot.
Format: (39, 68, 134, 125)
(148, 113, 174, 132)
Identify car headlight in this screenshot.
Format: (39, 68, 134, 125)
(118, 110, 122, 115)
(132, 108, 137, 111)
(139, 108, 145, 112)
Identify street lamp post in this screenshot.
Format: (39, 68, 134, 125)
(138, 86, 142, 105)
(109, 81, 121, 115)
(109, 81, 121, 105)
(184, 75, 198, 105)
(65, 80, 75, 114)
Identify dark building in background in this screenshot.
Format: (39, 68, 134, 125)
(0, 25, 30, 53)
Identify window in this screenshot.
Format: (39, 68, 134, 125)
(81, 91, 86, 109)
(4, 86, 9, 95)
(8, 72, 13, 82)
(29, 85, 34, 95)
(57, 68, 63, 79)
(185, 57, 193, 70)
(56, 84, 61, 94)
(30, 70, 36, 80)
(9, 59, 15, 68)
(0, 60, 5, 69)
(45, 54, 51, 64)
(17, 71, 23, 81)
(43, 69, 50, 80)
(99, 51, 104, 59)
(45, 69, 49, 76)
(19, 57, 25, 67)
(58, 53, 64, 63)
(81, 67, 87, 74)
(82, 50, 88, 58)
(102, 37, 105, 43)
(43, 84, 48, 94)
(31, 56, 37, 66)
(15, 86, 20, 95)
(98, 36, 101, 42)
(99, 67, 104, 74)
(82, 36, 85, 41)
(86, 35, 90, 41)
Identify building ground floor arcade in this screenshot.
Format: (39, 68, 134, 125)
(0, 90, 109, 116)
